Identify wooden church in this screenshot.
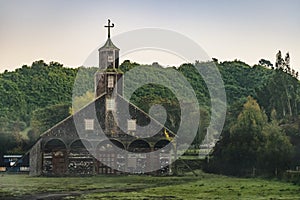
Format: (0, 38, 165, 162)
(29, 20, 176, 176)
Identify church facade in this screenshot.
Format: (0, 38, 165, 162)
(29, 20, 176, 176)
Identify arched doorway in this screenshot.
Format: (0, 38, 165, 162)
(43, 139, 67, 176)
(96, 139, 125, 174)
(127, 139, 151, 174)
(68, 139, 94, 175)
(154, 140, 173, 174)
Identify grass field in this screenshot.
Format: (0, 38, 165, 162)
(0, 171, 299, 200)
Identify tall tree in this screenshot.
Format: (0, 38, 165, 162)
(206, 97, 268, 175)
(258, 51, 299, 118)
(228, 96, 267, 173)
(276, 50, 284, 70)
(258, 111, 294, 176)
(285, 52, 291, 74)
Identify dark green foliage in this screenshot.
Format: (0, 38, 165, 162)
(177, 63, 210, 107)
(259, 121, 294, 176)
(259, 59, 273, 68)
(119, 60, 139, 73)
(0, 61, 93, 152)
(0, 60, 77, 124)
(205, 97, 294, 177)
(0, 79, 27, 121)
(218, 61, 271, 104)
(72, 66, 98, 97)
(30, 103, 71, 141)
(257, 69, 299, 118)
(0, 118, 27, 154)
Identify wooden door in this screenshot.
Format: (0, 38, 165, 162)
(52, 151, 67, 175)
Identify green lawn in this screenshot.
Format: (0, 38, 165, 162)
(0, 171, 299, 200)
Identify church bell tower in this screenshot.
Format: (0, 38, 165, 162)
(95, 19, 123, 135)
(95, 19, 123, 98)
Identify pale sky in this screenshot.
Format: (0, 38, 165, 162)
(0, 0, 299, 72)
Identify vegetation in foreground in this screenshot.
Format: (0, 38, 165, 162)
(205, 97, 294, 177)
(0, 172, 299, 200)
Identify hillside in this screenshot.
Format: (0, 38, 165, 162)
(0, 60, 273, 124)
(0, 59, 299, 155)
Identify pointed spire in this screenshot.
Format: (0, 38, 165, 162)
(99, 19, 119, 51)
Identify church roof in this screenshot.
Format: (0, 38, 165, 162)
(37, 92, 176, 140)
(99, 38, 119, 51)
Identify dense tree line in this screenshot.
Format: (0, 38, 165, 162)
(204, 97, 293, 176)
(203, 52, 300, 177)
(0, 56, 299, 178)
(0, 61, 95, 153)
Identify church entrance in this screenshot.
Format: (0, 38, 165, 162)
(154, 140, 172, 174)
(52, 150, 67, 175)
(68, 139, 94, 175)
(96, 139, 125, 174)
(127, 139, 151, 174)
(43, 139, 67, 176)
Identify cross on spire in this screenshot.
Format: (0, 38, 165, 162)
(104, 19, 114, 38)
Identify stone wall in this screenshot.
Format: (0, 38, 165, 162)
(29, 139, 42, 176)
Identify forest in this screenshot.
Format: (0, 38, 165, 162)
(0, 50, 299, 177)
